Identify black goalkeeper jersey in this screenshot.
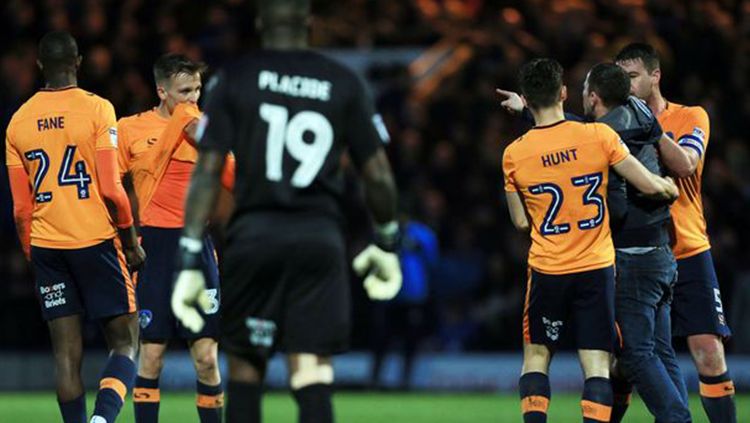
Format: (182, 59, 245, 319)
(197, 49, 388, 238)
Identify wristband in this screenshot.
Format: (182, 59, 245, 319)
(178, 236, 202, 270)
(374, 221, 401, 252)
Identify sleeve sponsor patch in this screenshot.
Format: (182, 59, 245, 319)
(109, 127, 118, 147)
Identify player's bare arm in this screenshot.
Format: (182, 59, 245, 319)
(353, 148, 402, 300)
(505, 191, 530, 232)
(612, 154, 678, 201)
(360, 149, 398, 225)
(657, 132, 699, 178)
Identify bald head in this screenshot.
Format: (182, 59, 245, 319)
(258, 0, 309, 25)
(38, 31, 80, 78)
(257, 0, 310, 48)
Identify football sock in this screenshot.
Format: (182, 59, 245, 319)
(699, 372, 737, 423)
(226, 381, 262, 423)
(196, 380, 224, 423)
(519, 372, 550, 423)
(292, 383, 334, 423)
(59, 393, 86, 423)
(609, 375, 632, 423)
(133, 376, 160, 423)
(581, 377, 612, 423)
(91, 354, 136, 422)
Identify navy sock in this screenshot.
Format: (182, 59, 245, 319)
(699, 372, 737, 423)
(292, 383, 333, 423)
(581, 377, 612, 423)
(609, 375, 632, 423)
(226, 381, 262, 423)
(59, 393, 86, 423)
(519, 372, 550, 423)
(133, 376, 160, 423)
(196, 380, 224, 423)
(91, 354, 136, 422)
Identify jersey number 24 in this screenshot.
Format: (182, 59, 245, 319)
(259, 103, 333, 188)
(24, 146, 92, 203)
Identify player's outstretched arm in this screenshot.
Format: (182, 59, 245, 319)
(505, 191, 530, 232)
(7, 167, 33, 260)
(612, 155, 679, 201)
(172, 150, 225, 333)
(496, 88, 525, 114)
(657, 133, 699, 178)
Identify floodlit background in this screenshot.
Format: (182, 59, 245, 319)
(1, 0, 749, 421)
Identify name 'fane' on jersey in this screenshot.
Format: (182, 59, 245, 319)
(197, 50, 388, 236)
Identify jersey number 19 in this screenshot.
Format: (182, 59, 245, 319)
(260, 103, 333, 188)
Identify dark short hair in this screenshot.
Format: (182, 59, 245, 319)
(38, 31, 79, 73)
(587, 63, 630, 108)
(615, 42, 660, 72)
(153, 53, 207, 84)
(518, 58, 564, 109)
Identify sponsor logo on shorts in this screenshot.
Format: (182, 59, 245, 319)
(40, 282, 67, 309)
(714, 288, 727, 325)
(542, 317, 563, 341)
(139, 309, 153, 329)
(245, 317, 277, 347)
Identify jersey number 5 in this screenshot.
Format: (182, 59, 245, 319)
(24, 146, 92, 203)
(260, 103, 333, 188)
(529, 172, 605, 235)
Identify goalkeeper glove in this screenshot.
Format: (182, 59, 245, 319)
(352, 244, 402, 300)
(171, 237, 211, 333)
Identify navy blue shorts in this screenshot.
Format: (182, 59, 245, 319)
(523, 266, 616, 351)
(137, 227, 220, 341)
(672, 249, 731, 338)
(31, 239, 136, 321)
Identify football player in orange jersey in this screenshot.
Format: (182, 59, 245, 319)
(5, 31, 145, 423)
(118, 54, 233, 423)
(616, 43, 736, 423)
(504, 58, 677, 423)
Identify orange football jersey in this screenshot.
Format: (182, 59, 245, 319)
(117, 105, 200, 228)
(5, 87, 119, 249)
(503, 120, 630, 275)
(658, 102, 711, 259)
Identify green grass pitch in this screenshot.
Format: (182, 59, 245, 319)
(0, 391, 746, 422)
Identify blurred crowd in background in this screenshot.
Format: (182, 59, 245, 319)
(1, 0, 750, 359)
